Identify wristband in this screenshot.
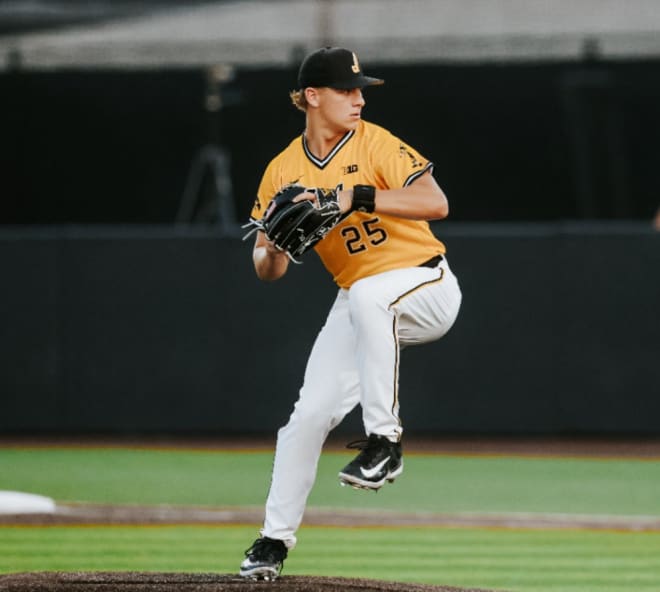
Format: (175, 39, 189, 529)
(352, 184, 376, 213)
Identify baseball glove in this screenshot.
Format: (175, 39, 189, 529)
(242, 184, 344, 262)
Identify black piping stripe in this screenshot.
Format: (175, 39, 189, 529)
(302, 130, 355, 169)
(386, 268, 444, 436)
(388, 268, 445, 310)
(391, 314, 401, 431)
(403, 162, 434, 187)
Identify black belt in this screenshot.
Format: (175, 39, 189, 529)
(419, 254, 444, 268)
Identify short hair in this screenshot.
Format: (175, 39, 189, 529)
(289, 89, 307, 112)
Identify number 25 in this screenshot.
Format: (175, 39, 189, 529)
(341, 218, 387, 254)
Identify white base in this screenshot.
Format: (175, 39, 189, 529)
(0, 490, 56, 514)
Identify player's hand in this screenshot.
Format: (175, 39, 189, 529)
(337, 189, 352, 213)
(291, 190, 318, 205)
(292, 188, 352, 214)
(263, 235, 288, 257)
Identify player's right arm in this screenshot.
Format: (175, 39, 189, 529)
(253, 230, 290, 281)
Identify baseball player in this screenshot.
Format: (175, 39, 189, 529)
(240, 47, 462, 579)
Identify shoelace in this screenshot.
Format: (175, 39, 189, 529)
(346, 437, 393, 452)
(345, 438, 373, 451)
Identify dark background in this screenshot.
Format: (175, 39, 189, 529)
(2, 57, 659, 436)
(2, 59, 660, 225)
(2, 223, 659, 436)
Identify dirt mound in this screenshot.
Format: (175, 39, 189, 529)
(0, 572, 496, 592)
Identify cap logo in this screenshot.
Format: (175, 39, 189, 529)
(351, 52, 361, 74)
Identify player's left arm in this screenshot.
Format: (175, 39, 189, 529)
(252, 230, 291, 281)
(337, 171, 448, 221)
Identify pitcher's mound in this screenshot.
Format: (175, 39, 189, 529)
(0, 572, 497, 592)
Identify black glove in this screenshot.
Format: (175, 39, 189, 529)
(242, 185, 344, 262)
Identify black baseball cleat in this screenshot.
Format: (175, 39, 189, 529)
(338, 434, 403, 491)
(239, 536, 288, 580)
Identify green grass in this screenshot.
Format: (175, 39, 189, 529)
(0, 448, 273, 508)
(1, 446, 660, 592)
(2, 525, 660, 592)
(1, 447, 659, 516)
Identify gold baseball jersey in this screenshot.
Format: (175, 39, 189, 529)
(250, 120, 446, 288)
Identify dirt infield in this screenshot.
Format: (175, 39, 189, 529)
(2, 502, 660, 531)
(0, 572, 497, 592)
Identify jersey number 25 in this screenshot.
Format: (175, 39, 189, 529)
(341, 217, 388, 254)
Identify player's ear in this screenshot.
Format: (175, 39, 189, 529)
(304, 87, 321, 108)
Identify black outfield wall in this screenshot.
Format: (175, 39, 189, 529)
(1, 222, 658, 436)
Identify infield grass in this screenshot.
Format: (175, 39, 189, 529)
(2, 525, 660, 592)
(1, 447, 659, 516)
(1, 445, 660, 592)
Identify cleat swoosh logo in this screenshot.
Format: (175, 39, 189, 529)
(360, 456, 390, 479)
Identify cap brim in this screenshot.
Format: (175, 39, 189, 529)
(330, 75, 385, 90)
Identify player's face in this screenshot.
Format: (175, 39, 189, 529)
(316, 87, 365, 132)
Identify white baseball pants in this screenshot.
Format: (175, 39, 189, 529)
(261, 257, 462, 548)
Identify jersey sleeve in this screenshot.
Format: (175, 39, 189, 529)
(249, 157, 281, 221)
(371, 128, 433, 189)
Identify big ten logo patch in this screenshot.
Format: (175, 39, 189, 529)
(343, 164, 359, 175)
(399, 143, 423, 168)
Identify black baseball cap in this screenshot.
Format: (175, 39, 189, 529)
(297, 47, 384, 90)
